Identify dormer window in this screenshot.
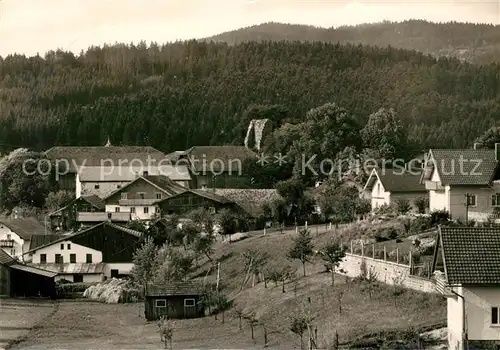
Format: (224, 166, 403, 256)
(121, 192, 128, 200)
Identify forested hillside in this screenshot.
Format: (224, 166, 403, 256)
(0, 40, 500, 153)
(206, 21, 500, 64)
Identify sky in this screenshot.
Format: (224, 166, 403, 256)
(0, 0, 499, 57)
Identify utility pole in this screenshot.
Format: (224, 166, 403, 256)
(464, 193, 471, 226)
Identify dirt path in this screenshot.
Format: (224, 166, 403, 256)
(0, 299, 56, 350)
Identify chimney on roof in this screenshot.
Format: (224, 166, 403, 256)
(474, 143, 482, 150)
(496, 143, 500, 162)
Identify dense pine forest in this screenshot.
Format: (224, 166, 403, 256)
(207, 20, 500, 64)
(1, 37, 500, 153)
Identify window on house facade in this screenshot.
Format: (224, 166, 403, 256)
(492, 194, 500, 207)
(377, 183, 381, 194)
(492, 307, 499, 325)
(6, 234, 11, 240)
(115, 207, 120, 213)
(40, 254, 47, 264)
(155, 207, 160, 214)
(143, 171, 149, 176)
(138, 193, 145, 200)
(94, 184, 100, 189)
(73, 274, 83, 283)
(156, 193, 162, 200)
(184, 298, 195, 307)
(117, 184, 121, 189)
(55, 254, 63, 264)
(121, 192, 128, 200)
(67, 243, 71, 250)
(70, 254, 76, 263)
(144, 207, 149, 214)
(156, 299, 167, 308)
(86, 254, 92, 263)
(60, 243, 64, 250)
(467, 194, 477, 206)
(130, 207, 136, 213)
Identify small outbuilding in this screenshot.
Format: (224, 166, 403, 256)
(144, 281, 204, 321)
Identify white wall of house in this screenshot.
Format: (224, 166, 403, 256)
(463, 286, 500, 341)
(104, 205, 159, 221)
(447, 286, 465, 350)
(79, 181, 130, 198)
(428, 168, 450, 212)
(0, 226, 24, 259)
(30, 241, 103, 264)
(370, 177, 391, 210)
(104, 263, 134, 277)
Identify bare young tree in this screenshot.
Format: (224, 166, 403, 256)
(240, 249, 269, 289)
(244, 312, 259, 341)
(234, 306, 244, 330)
(157, 316, 173, 350)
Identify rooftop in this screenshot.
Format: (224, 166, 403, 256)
(364, 168, 425, 193)
(183, 146, 257, 172)
(146, 281, 204, 297)
(45, 146, 167, 171)
(0, 217, 48, 240)
(423, 149, 498, 185)
(436, 226, 500, 285)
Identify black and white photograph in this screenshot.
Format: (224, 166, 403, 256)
(0, 0, 499, 349)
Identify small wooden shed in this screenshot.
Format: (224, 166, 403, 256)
(144, 281, 205, 321)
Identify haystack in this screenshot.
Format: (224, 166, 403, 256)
(83, 278, 141, 303)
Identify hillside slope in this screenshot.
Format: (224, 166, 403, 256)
(1, 40, 500, 152)
(206, 20, 500, 64)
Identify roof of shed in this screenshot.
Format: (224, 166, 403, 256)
(10, 264, 58, 278)
(437, 226, 500, 285)
(0, 248, 16, 265)
(212, 188, 281, 216)
(146, 281, 204, 296)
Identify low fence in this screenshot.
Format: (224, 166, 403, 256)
(338, 253, 437, 294)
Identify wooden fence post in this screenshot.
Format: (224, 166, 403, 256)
(361, 242, 364, 257)
(305, 221, 308, 230)
(396, 248, 399, 264)
(372, 244, 375, 259)
(383, 246, 387, 261)
(350, 241, 353, 254)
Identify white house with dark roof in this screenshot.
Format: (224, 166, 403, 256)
(0, 217, 50, 261)
(103, 175, 187, 220)
(432, 226, 500, 350)
(363, 168, 427, 212)
(421, 145, 500, 221)
(75, 165, 191, 198)
(24, 221, 143, 282)
(45, 141, 169, 192)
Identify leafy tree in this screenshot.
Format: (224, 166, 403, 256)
(131, 236, 159, 292)
(276, 177, 314, 223)
(318, 179, 370, 223)
(45, 190, 74, 211)
(215, 208, 239, 237)
(474, 126, 500, 149)
(213, 292, 233, 324)
(288, 229, 314, 276)
(361, 108, 408, 161)
(290, 316, 308, 350)
(318, 242, 346, 285)
(0, 149, 51, 210)
(192, 233, 215, 262)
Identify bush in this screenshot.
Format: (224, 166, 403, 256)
(56, 282, 97, 298)
(395, 199, 411, 215)
(419, 244, 435, 256)
(410, 216, 433, 233)
(413, 196, 429, 214)
(430, 210, 450, 225)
